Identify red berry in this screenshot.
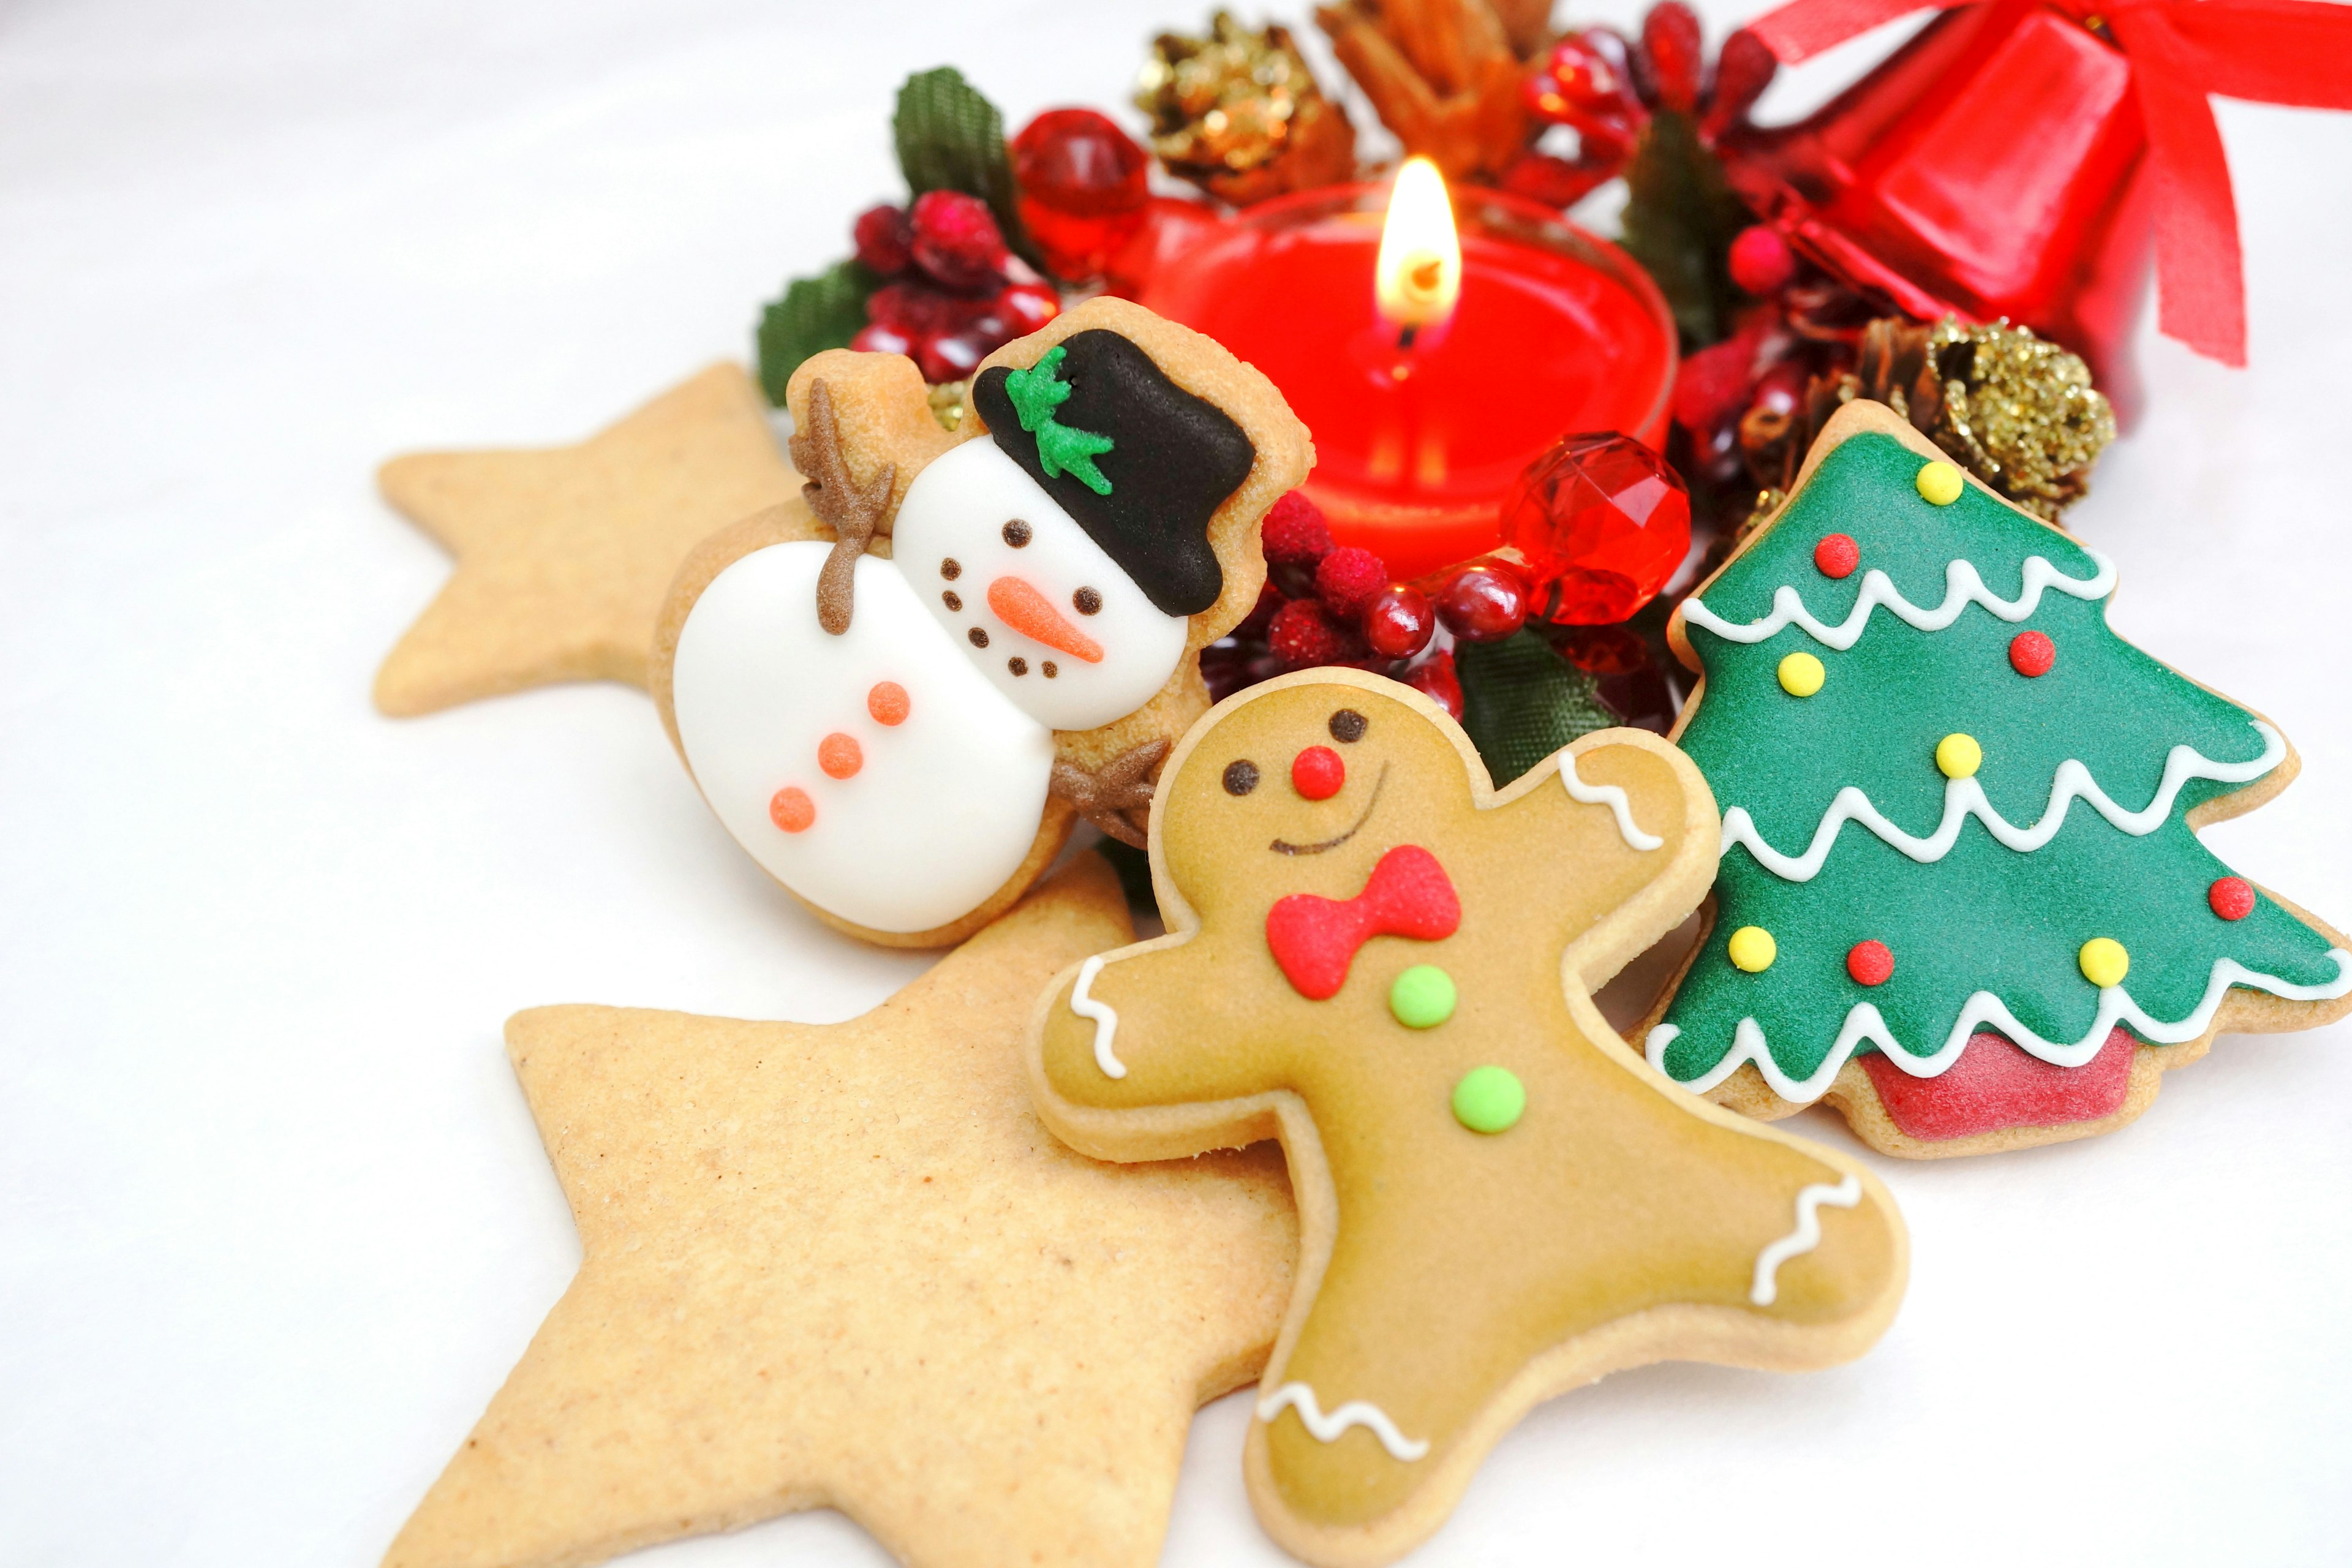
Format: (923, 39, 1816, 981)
(993, 280, 1060, 334)
(917, 331, 989, 384)
(1814, 533, 1859, 579)
(1673, 335, 1755, 434)
(2009, 630, 2056, 677)
(1267, 598, 1362, 668)
(1314, 546, 1388, 618)
(1262, 490, 1335, 567)
(1556, 624, 1648, 674)
(1361, 584, 1434, 660)
(908, 189, 1009, 293)
(849, 322, 915, 357)
(1751, 360, 1809, 418)
(1234, 579, 1284, 641)
(1292, 745, 1346, 801)
(1403, 651, 1463, 721)
(852, 203, 914, 276)
(1526, 32, 1642, 127)
(1847, 940, 1895, 987)
(1434, 562, 1529, 643)
(1642, 4, 1706, 114)
(869, 280, 965, 337)
(1728, 225, 1797, 296)
(2209, 876, 2256, 921)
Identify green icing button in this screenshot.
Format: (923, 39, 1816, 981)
(1451, 1066, 1525, 1133)
(1389, 965, 1457, 1028)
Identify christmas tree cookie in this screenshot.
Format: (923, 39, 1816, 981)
(1649, 401, 2352, 1156)
(1028, 669, 1906, 1567)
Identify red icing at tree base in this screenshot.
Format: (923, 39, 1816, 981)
(1861, 1026, 2138, 1142)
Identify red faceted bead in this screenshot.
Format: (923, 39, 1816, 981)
(1403, 651, 1463, 720)
(1292, 745, 1346, 801)
(1012, 108, 1150, 283)
(1434, 562, 1529, 643)
(2009, 629, 2056, 677)
(1814, 533, 1859, 579)
(1847, 940, 1895, 987)
(1500, 433, 1691, 625)
(2208, 876, 2256, 921)
(1362, 584, 1435, 660)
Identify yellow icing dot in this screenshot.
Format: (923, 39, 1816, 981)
(1936, 733, 1981, 779)
(1777, 650, 1825, 697)
(1917, 461, 1965, 505)
(2079, 937, 2130, 988)
(1727, 925, 1777, 973)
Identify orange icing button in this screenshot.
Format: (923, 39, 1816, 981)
(986, 576, 1104, 663)
(768, 786, 815, 833)
(867, 681, 911, 725)
(818, 733, 863, 779)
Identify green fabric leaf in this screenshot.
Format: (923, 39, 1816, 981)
(891, 66, 1049, 276)
(1617, 109, 1751, 349)
(754, 259, 877, 407)
(1455, 630, 1617, 789)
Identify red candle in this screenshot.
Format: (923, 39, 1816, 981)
(1140, 180, 1676, 578)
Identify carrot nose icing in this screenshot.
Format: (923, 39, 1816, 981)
(986, 576, 1106, 663)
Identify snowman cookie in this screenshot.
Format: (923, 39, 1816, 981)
(1025, 669, 1907, 1567)
(652, 298, 1312, 947)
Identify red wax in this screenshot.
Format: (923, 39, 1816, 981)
(1140, 185, 1676, 577)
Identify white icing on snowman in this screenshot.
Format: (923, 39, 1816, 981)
(892, 439, 1191, 732)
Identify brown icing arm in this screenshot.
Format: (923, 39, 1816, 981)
(788, 378, 895, 635)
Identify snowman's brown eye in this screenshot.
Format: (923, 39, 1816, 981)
(1073, 586, 1102, 616)
(940, 557, 962, 579)
(1329, 709, 1368, 743)
(1002, 519, 1031, 548)
(1223, 760, 1260, 796)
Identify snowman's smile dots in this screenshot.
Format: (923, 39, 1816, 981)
(767, 785, 815, 834)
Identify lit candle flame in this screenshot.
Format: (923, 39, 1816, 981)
(1374, 156, 1462, 332)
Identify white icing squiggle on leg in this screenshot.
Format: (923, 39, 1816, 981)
(1071, 954, 1125, 1079)
(1257, 1382, 1430, 1461)
(1559, 752, 1664, 851)
(1750, 1174, 1864, 1306)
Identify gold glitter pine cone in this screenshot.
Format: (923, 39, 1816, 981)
(1138, 11, 1356, 206)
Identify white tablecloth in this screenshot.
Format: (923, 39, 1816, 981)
(6, 2, 2349, 1563)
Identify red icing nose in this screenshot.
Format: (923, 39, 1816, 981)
(1292, 745, 1345, 800)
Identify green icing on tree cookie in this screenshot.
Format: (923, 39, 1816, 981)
(1003, 345, 1115, 494)
(1653, 430, 2350, 1100)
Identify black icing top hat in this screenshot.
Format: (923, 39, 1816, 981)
(972, 328, 1256, 618)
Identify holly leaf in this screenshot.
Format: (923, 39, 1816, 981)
(754, 259, 877, 407)
(891, 65, 1049, 276)
(1618, 108, 1752, 349)
(1454, 630, 1617, 788)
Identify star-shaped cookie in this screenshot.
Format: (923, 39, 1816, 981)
(385, 854, 1297, 1568)
(374, 361, 804, 716)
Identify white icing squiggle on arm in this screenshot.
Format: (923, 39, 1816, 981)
(1751, 1174, 1863, 1306)
(1681, 551, 2117, 650)
(1559, 752, 1664, 851)
(1257, 1382, 1430, 1461)
(1071, 954, 1125, 1079)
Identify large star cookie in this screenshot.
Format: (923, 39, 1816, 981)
(386, 854, 1297, 1568)
(1029, 671, 1907, 1567)
(375, 362, 802, 716)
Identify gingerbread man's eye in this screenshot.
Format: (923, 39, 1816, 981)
(1329, 709, 1368, 743)
(1073, 586, 1102, 616)
(1223, 760, 1261, 796)
(1002, 519, 1032, 548)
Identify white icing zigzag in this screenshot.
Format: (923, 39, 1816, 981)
(1560, 751, 1664, 851)
(1649, 949, 2352, 1101)
(1724, 722, 2287, 883)
(1257, 1382, 1430, 1462)
(1681, 551, 2117, 650)
(1751, 1175, 1863, 1306)
(1071, 954, 1125, 1079)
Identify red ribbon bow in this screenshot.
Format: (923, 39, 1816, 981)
(1264, 845, 1463, 1001)
(1744, 0, 2352, 366)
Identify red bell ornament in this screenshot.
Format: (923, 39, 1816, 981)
(1727, 0, 2352, 418)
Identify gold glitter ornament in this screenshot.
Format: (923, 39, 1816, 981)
(1138, 12, 1356, 205)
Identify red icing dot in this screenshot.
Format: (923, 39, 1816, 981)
(867, 681, 910, 725)
(2009, 630, 2056, 677)
(1847, 940, 1894, 986)
(2209, 876, 2256, 921)
(818, 733, 863, 779)
(769, 786, 815, 833)
(1814, 533, 1859, 579)
(1292, 745, 1345, 801)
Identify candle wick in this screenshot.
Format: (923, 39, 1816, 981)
(1396, 323, 1419, 352)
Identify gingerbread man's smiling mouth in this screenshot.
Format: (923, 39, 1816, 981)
(1271, 763, 1389, 856)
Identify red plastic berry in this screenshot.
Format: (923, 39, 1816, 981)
(1361, 583, 1435, 660)
(1292, 745, 1346, 801)
(1268, 597, 1359, 668)
(1847, 940, 1895, 987)
(917, 331, 989, 384)
(850, 322, 915, 358)
(1556, 624, 1648, 675)
(1751, 360, 1809, 419)
(1012, 108, 1150, 283)
(1673, 335, 1755, 434)
(1403, 651, 1463, 721)
(1728, 225, 1797, 296)
(852, 203, 915, 276)
(1814, 533, 1860, 578)
(1262, 490, 1335, 567)
(1642, 4, 1706, 115)
(869, 281, 966, 337)
(2209, 876, 2256, 921)
(908, 189, 1009, 292)
(1315, 546, 1388, 619)
(993, 280, 1060, 334)
(1434, 562, 1529, 643)
(2009, 630, 2056, 677)
(1235, 579, 1284, 642)
(1499, 434, 1691, 625)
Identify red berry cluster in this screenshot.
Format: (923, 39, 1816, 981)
(848, 190, 1060, 384)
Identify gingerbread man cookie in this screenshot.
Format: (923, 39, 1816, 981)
(652, 296, 1312, 948)
(1027, 669, 1907, 1567)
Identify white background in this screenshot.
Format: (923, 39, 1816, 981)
(5, 2, 2350, 1564)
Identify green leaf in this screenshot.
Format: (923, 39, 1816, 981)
(754, 259, 877, 407)
(891, 65, 1049, 276)
(1617, 109, 1752, 349)
(1454, 630, 1617, 789)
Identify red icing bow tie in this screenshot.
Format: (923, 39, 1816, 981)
(1265, 845, 1461, 1000)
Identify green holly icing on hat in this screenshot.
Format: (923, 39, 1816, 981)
(1001, 344, 1115, 494)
